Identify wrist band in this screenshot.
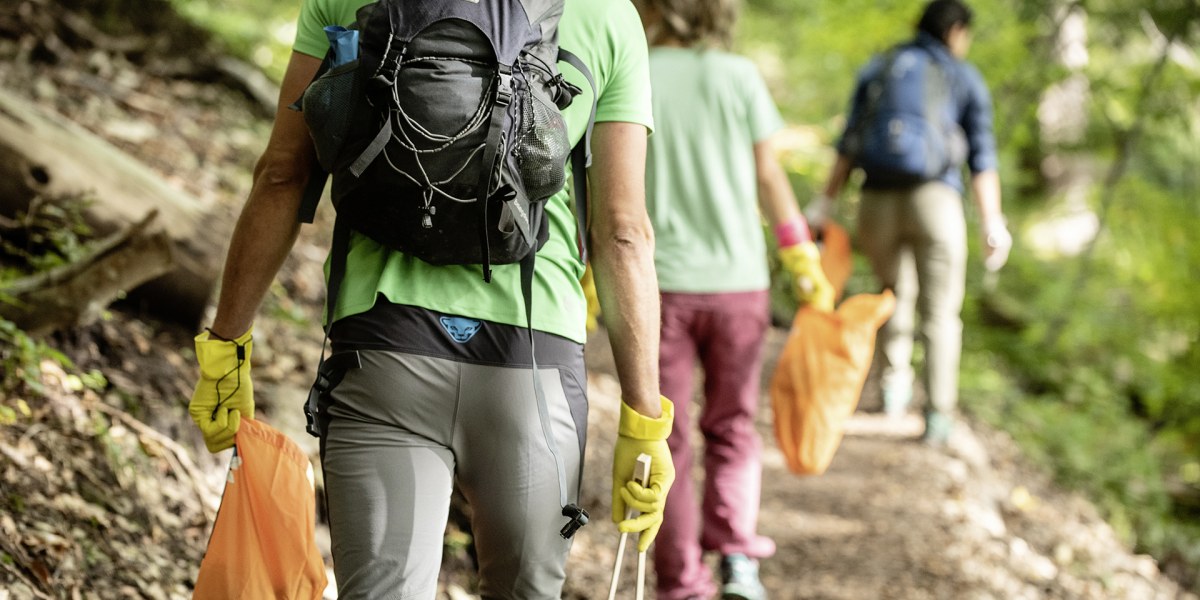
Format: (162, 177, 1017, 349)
(206, 327, 234, 342)
(775, 217, 811, 247)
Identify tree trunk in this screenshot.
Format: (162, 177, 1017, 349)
(0, 88, 227, 327)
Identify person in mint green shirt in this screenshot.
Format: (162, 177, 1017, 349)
(633, 1, 834, 599)
(185, 1, 677, 598)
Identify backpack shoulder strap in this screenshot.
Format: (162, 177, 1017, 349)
(557, 48, 597, 263)
(303, 214, 351, 436)
(297, 171, 329, 224)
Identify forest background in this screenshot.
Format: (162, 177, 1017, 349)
(172, 0, 1200, 584)
(0, 0, 1198, 593)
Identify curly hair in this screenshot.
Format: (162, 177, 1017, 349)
(634, 0, 740, 49)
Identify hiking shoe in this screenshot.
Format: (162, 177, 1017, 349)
(882, 385, 913, 418)
(922, 411, 953, 447)
(720, 553, 767, 600)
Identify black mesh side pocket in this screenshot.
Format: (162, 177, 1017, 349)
(302, 59, 364, 172)
(516, 92, 570, 202)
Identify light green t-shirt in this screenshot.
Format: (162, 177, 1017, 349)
(645, 47, 785, 293)
(294, 0, 654, 343)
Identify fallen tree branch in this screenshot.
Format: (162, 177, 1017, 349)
(0, 210, 173, 335)
(0, 86, 224, 327)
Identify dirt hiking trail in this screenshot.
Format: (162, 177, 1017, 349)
(562, 328, 1194, 600)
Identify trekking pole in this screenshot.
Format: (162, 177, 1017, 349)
(607, 453, 652, 600)
(635, 535, 648, 600)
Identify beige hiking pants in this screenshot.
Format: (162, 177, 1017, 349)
(857, 181, 967, 416)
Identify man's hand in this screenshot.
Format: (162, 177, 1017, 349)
(779, 242, 835, 312)
(982, 219, 1012, 272)
(612, 396, 676, 553)
(189, 328, 254, 453)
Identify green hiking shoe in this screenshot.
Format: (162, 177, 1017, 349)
(720, 553, 767, 600)
(922, 411, 953, 447)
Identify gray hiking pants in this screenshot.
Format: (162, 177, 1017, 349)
(317, 326, 586, 599)
(858, 181, 967, 416)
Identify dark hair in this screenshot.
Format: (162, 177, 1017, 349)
(917, 0, 973, 44)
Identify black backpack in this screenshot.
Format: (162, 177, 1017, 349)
(297, 0, 593, 280)
(843, 44, 966, 186)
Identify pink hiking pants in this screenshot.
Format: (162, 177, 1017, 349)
(654, 290, 776, 600)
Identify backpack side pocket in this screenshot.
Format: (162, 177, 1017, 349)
(302, 59, 364, 172)
(515, 89, 571, 202)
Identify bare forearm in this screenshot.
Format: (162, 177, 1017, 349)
(971, 169, 1003, 224)
(822, 153, 854, 199)
(754, 140, 802, 229)
(588, 121, 661, 418)
(208, 51, 322, 340)
(209, 173, 305, 339)
(591, 226, 661, 416)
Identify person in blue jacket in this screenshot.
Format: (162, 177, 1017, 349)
(810, 0, 1013, 445)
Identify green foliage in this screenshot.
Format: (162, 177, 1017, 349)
(738, 0, 1047, 134)
(0, 195, 91, 422)
(0, 195, 94, 275)
(167, 0, 300, 81)
(1014, 396, 1169, 533)
(0, 319, 73, 406)
(958, 165, 1200, 581)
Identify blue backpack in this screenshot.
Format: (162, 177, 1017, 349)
(844, 44, 966, 186)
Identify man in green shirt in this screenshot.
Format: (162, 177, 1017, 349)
(185, 0, 676, 597)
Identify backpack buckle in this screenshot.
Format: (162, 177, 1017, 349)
(549, 74, 582, 110)
(495, 65, 514, 107)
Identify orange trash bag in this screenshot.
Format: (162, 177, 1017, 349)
(818, 221, 854, 302)
(770, 290, 896, 475)
(194, 418, 327, 599)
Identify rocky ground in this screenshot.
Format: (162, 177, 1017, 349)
(0, 2, 1196, 598)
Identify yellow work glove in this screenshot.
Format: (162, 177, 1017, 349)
(188, 327, 254, 453)
(779, 242, 835, 313)
(612, 396, 676, 552)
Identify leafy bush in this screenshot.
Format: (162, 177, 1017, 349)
(0, 195, 93, 275)
(957, 166, 1200, 587)
(0, 318, 71, 422)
